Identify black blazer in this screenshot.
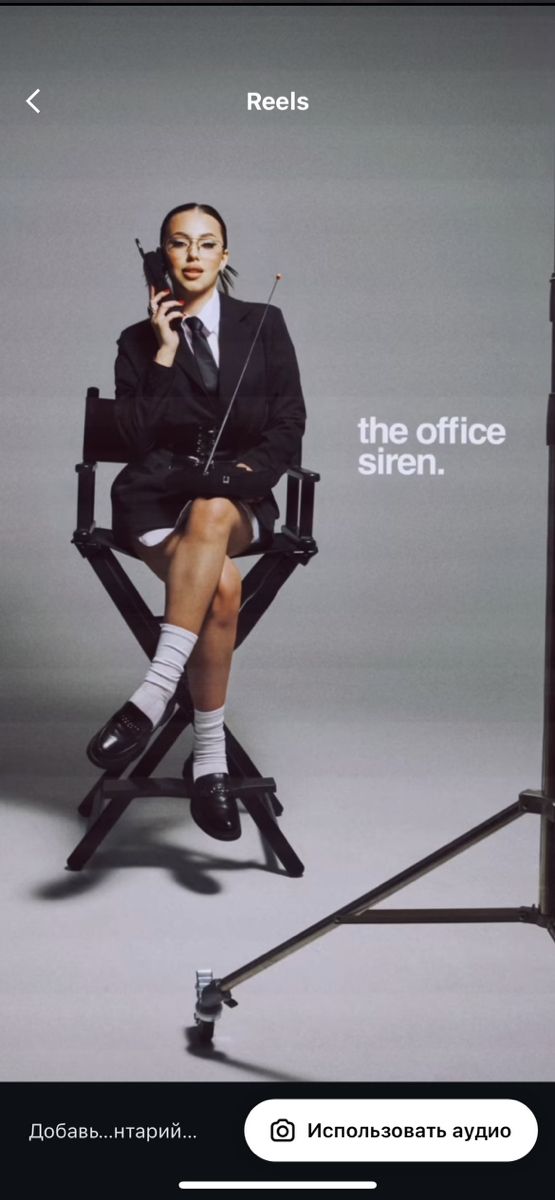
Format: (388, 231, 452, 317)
(111, 293, 306, 548)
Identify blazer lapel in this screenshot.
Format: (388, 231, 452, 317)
(172, 293, 252, 402)
(218, 294, 253, 406)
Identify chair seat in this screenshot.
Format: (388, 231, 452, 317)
(88, 526, 310, 559)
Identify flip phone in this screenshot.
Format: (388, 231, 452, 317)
(135, 238, 183, 328)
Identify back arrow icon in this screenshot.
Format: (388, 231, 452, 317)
(26, 89, 40, 114)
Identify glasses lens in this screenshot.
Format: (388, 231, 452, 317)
(199, 240, 221, 256)
(166, 238, 222, 258)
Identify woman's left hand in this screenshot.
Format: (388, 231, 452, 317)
(235, 462, 264, 501)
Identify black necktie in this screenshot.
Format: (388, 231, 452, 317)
(185, 316, 219, 396)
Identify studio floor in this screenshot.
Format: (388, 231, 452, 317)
(2, 663, 554, 1084)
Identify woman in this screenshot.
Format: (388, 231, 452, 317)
(87, 202, 306, 842)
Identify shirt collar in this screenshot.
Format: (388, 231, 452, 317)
(182, 288, 220, 337)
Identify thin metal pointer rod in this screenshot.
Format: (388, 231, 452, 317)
(203, 275, 282, 472)
(217, 801, 523, 992)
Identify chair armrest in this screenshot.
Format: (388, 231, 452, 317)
(286, 466, 321, 483)
(283, 465, 320, 543)
(74, 460, 97, 541)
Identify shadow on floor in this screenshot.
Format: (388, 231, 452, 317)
(184, 1025, 315, 1083)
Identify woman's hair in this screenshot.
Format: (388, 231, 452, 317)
(159, 202, 238, 294)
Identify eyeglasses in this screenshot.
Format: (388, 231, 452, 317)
(164, 236, 224, 259)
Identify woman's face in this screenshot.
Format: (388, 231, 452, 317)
(163, 208, 229, 302)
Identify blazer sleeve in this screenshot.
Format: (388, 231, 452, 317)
(237, 307, 306, 482)
(114, 331, 177, 458)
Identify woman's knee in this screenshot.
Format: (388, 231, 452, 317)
(210, 558, 242, 623)
(187, 497, 237, 540)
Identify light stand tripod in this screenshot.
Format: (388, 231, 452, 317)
(193, 266, 555, 1044)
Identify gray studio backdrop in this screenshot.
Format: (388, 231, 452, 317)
(1, 4, 555, 1079)
(2, 4, 552, 723)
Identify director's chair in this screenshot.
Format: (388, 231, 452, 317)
(67, 387, 319, 876)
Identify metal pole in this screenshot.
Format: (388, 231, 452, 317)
(539, 264, 555, 915)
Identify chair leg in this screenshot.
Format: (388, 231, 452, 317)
(225, 728, 282, 815)
(68, 707, 193, 870)
(130, 705, 192, 776)
(240, 789, 304, 878)
(67, 791, 136, 871)
(78, 776, 108, 819)
(73, 532, 313, 874)
(226, 727, 304, 877)
(84, 546, 160, 658)
(236, 555, 298, 648)
(70, 703, 302, 874)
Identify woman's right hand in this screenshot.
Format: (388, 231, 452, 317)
(150, 285, 184, 365)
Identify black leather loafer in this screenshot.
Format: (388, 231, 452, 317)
(86, 699, 174, 772)
(190, 773, 241, 841)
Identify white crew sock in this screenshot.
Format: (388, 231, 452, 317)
(130, 623, 198, 726)
(193, 706, 228, 781)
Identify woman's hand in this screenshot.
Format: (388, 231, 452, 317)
(150, 285, 185, 366)
(235, 462, 264, 502)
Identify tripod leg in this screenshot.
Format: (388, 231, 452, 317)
(216, 799, 524, 993)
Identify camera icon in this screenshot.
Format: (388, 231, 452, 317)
(270, 1119, 295, 1142)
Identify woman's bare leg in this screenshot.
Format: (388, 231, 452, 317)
(132, 499, 250, 829)
(133, 497, 251, 712)
(135, 546, 243, 713)
(185, 558, 242, 711)
(140, 497, 251, 632)
(88, 498, 250, 835)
